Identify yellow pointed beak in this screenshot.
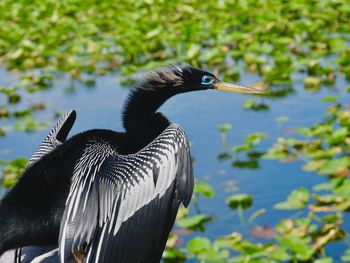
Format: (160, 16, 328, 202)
(214, 82, 265, 94)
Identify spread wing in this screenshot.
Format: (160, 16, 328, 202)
(59, 124, 194, 263)
(29, 110, 76, 165)
(5, 110, 77, 263)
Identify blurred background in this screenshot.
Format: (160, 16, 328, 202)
(1, 0, 350, 262)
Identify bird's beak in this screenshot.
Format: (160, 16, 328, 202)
(214, 81, 265, 94)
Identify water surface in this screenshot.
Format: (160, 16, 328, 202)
(1, 68, 349, 260)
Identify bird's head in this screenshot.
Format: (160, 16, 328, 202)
(181, 64, 264, 94)
(138, 64, 264, 94)
(124, 63, 265, 133)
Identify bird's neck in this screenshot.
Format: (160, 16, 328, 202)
(122, 87, 177, 152)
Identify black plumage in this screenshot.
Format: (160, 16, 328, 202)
(0, 64, 263, 262)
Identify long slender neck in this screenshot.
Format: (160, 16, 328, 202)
(123, 88, 176, 130)
(122, 87, 178, 152)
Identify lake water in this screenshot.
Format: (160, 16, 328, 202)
(0, 67, 349, 260)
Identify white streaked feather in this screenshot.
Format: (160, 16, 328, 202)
(29, 110, 75, 166)
(59, 124, 193, 262)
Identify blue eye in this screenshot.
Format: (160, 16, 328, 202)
(201, 75, 215, 85)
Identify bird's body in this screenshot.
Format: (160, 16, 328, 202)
(1, 122, 192, 263)
(0, 64, 263, 262)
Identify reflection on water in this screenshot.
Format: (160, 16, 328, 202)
(0, 68, 350, 259)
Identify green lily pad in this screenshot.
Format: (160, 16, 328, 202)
(226, 194, 253, 210)
(274, 188, 309, 210)
(194, 179, 215, 198)
(217, 123, 232, 133)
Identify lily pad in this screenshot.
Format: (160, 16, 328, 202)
(226, 194, 253, 210)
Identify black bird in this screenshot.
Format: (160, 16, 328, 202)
(0, 64, 263, 263)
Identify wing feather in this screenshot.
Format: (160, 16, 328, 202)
(29, 110, 76, 165)
(59, 124, 193, 263)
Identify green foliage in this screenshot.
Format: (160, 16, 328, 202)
(217, 123, 232, 133)
(243, 98, 269, 111)
(275, 116, 288, 123)
(275, 236, 314, 261)
(173, 92, 350, 262)
(232, 132, 267, 153)
(219, 123, 267, 172)
(194, 179, 215, 199)
(176, 214, 212, 232)
(187, 237, 230, 262)
(304, 76, 321, 91)
(274, 188, 309, 210)
(322, 96, 338, 103)
(14, 116, 47, 132)
(342, 249, 350, 262)
(0, 0, 349, 120)
(1, 157, 28, 187)
(227, 194, 253, 210)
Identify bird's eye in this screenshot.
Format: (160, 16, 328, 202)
(201, 75, 215, 85)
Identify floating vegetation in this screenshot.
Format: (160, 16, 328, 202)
(1, 157, 28, 187)
(217, 126, 267, 169)
(167, 84, 350, 262)
(14, 116, 47, 132)
(0, 0, 349, 91)
(1, 0, 350, 127)
(226, 193, 253, 210)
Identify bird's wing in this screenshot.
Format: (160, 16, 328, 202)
(8, 110, 76, 263)
(59, 124, 194, 263)
(29, 110, 76, 165)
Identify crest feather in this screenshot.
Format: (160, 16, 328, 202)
(135, 63, 192, 91)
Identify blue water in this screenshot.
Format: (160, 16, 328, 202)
(1, 67, 349, 260)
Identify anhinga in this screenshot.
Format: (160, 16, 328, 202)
(0, 64, 263, 263)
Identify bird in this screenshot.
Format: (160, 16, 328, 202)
(0, 64, 263, 263)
